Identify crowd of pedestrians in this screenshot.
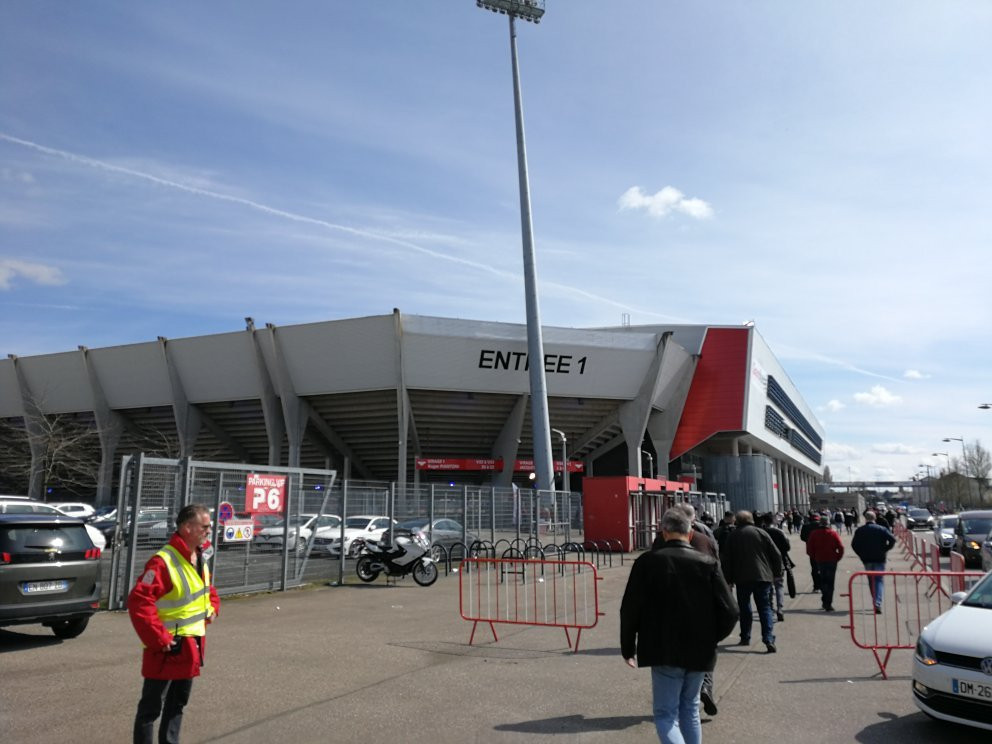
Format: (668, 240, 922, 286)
(621, 503, 897, 744)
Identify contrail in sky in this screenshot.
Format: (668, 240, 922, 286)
(0, 131, 685, 323)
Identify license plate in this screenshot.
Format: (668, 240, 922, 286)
(952, 679, 992, 700)
(22, 579, 70, 594)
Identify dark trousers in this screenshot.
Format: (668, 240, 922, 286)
(735, 581, 775, 644)
(808, 555, 821, 590)
(817, 561, 839, 609)
(134, 677, 193, 744)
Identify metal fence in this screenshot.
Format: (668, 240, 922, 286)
(104, 455, 589, 606)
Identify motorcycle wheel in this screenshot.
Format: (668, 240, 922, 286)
(356, 556, 380, 583)
(412, 560, 439, 587)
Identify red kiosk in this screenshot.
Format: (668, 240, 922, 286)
(582, 476, 691, 552)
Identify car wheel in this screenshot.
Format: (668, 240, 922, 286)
(430, 544, 445, 563)
(50, 617, 90, 639)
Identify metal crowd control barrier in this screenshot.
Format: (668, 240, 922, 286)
(843, 570, 986, 679)
(459, 557, 603, 652)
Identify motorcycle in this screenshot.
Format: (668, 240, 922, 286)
(354, 528, 439, 586)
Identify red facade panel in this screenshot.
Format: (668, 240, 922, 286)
(670, 327, 749, 459)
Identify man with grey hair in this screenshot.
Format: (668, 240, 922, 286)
(622, 508, 738, 743)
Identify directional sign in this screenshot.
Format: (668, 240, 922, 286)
(223, 520, 254, 542)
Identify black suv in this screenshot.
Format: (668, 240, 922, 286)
(0, 513, 102, 638)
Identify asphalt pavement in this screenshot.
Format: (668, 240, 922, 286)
(2, 526, 988, 743)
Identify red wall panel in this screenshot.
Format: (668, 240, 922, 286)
(670, 327, 749, 459)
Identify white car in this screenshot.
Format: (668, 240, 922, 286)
(52, 502, 96, 519)
(319, 515, 395, 557)
(254, 514, 341, 554)
(912, 570, 992, 732)
(932, 515, 958, 556)
(0, 498, 106, 551)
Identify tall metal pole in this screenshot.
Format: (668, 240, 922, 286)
(508, 14, 554, 491)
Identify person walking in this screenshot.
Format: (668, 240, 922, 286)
(759, 512, 791, 622)
(721, 510, 783, 653)
(800, 513, 823, 591)
(129, 504, 220, 744)
(806, 518, 844, 612)
(653, 503, 720, 716)
(621, 508, 739, 744)
(712, 511, 736, 552)
(843, 510, 854, 535)
(851, 510, 896, 613)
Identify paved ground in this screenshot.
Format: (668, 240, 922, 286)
(2, 527, 988, 743)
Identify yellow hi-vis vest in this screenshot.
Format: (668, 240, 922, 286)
(155, 544, 213, 638)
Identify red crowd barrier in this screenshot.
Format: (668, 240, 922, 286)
(459, 557, 604, 652)
(842, 570, 985, 679)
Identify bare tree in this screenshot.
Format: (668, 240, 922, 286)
(0, 413, 101, 500)
(963, 440, 991, 504)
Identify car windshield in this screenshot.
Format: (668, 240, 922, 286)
(961, 572, 992, 610)
(314, 515, 341, 528)
(909, 509, 930, 518)
(269, 514, 314, 528)
(345, 517, 373, 529)
(0, 524, 91, 552)
(939, 517, 958, 528)
(398, 519, 428, 530)
(961, 517, 992, 535)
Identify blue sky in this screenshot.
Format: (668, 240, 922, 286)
(2, 1, 991, 484)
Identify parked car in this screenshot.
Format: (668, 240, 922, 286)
(254, 513, 341, 554)
(0, 513, 102, 638)
(932, 515, 958, 556)
(320, 515, 395, 557)
(905, 507, 934, 531)
(380, 518, 478, 561)
(953, 510, 992, 568)
(0, 498, 106, 551)
(51, 502, 96, 519)
(912, 568, 992, 732)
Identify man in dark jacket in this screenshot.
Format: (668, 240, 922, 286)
(760, 512, 791, 622)
(721, 511, 783, 653)
(851, 510, 896, 613)
(713, 511, 736, 551)
(799, 513, 823, 591)
(622, 508, 738, 744)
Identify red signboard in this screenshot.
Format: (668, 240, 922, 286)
(414, 457, 583, 473)
(515, 459, 584, 473)
(245, 473, 286, 514)
(415, 458, 500, 471)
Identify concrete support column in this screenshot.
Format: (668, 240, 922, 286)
(8, 355, 46, 500)
(79, 346, 125, 506)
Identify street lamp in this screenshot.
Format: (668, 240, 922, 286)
(932, 452, 950, 475)
(478, 0, 554, 491)
(551, 428, 568, 493)
(643, 451, 654, 480)
(942, 436, 966, 459)
(979, 403, 992, 410)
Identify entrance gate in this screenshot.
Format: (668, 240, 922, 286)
(107, 454, 337, 609)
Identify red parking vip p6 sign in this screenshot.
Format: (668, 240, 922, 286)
(245, 473, 286, 514)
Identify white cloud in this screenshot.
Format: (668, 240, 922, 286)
(853, 385, 902, 407)
(873, 466, 897, 479)
(824, 399, 845, 412)
(903, 369, 930, 379)
(0, 259, 66, 290)
(870, 443, 920, 455)
(824, 442, 862, 461)
(618, 186, 714, 220)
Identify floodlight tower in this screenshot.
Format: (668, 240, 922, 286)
(477, 0, 554, 491)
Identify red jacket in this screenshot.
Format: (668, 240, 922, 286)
(128, 533, 221, 680)
(806, 526, 844, 563)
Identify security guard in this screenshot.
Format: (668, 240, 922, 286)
(129, 503, 220, 744)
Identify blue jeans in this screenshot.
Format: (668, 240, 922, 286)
(817, 561, 839, 608)
(736, 581, 775, 644)
(863, 561, 886, 608)
(651, 666, 704, 744)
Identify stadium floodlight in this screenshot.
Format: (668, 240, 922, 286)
(477, 0, 545, 23)
(477, 0, 554, 491)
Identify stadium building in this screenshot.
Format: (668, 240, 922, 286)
(0, 310, 823, 509)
